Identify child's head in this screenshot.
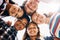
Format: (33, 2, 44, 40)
(9, 4, 24, 18)
(23, 22, 40, 38)
(32, 13, 46, 24)
(14, 20, 25, 30)
(27, 22, 39, 37)
(21, 15, 30, 26)
(21, 18, 28, 26)
(24, 0, 38, 15)
(23, 22, 40, 40)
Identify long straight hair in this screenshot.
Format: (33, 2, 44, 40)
(23, 22, 40, 40)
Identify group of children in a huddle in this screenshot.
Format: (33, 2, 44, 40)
(0, 0, 60, 40)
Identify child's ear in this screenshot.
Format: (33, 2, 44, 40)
(6, 21, 12, 26)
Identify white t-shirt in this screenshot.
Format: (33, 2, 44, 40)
(1, 16, 17, 26)
(17, 28, 26, 40)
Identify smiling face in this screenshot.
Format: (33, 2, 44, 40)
(32, 13, 46, 24)
(25, 0, 38, 15)
(9, 5, 24, 18)
(21, 18, 28, 26)
(14, 20, 25, 30)
(27, 23, 38, 37)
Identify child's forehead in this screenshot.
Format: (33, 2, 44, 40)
(32, 13, 45, 18)
(28, 24, 37, 28)
(11, 5, 20, 8)
(29, 23, 36, 26)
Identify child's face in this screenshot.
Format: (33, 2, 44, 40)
(21, 18, 28, 26)
(25, 0, 38, 15)
(32, 13, 45, 24)
(9, 5, 24, 18)
(27, 23, 38, 37)
(14, 20, 25, 30)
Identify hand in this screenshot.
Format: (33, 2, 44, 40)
(6, 21, 12, 26)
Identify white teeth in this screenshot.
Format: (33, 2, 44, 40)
(30, 31, 34, 34)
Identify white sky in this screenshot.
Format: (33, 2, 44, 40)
(12, 0, 60, 14)
(36, 1, 60, 14)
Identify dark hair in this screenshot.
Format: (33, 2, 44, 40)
(23, 22, 40, 40)
(18, 13, 30, 23)
(22, 0, 27, 6)
(9, 0, 15, 4)
(1, 10, 9, 16)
